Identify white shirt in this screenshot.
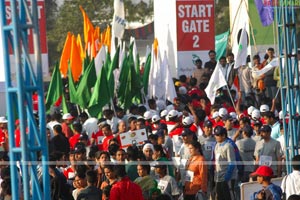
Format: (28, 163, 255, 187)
(281, 170, 300, 198)
(106, 117, 120, 134)
(83, 117, 98, 139)
(46, 121, 61, 139)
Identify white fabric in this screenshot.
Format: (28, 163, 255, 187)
(83, 117, 98, 139)
(112, 0, 125, 38)
(205, 63, 227, 104)
(233, 24, 248, 69)
(281, 170, 300, 198)
(94, 46, 106, 77)
(252, 58, 279, 77)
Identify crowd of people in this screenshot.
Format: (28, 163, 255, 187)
(0, 48, 299, 200)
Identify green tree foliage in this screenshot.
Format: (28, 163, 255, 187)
(46, 0, 153, 68)
(215, 0, 230, 35)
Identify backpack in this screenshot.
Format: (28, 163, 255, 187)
(226, 138, 244, 176)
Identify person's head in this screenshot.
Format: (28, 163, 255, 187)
(264, 111, 276, 125)
(118, 120, 127, 133)
(253, 54, 261, 65)
(154, 164, 167, 177)
(137, 164, 151, 177)
(227, 52, 234, 63)
(222, 115, 233, 130)
(292, 155, 300, 171)
(239, 117, 251, 128)
(53, 124, 63, 135)
(78, 133, 89, 145)
(156, 129, 165, 145)
(108, 143, 120, 158)
(195, 58, 202, 69)
(128, 117, 137, 131)
(85, 170, 98, 185)
(214, 126, 227, 143)
(142, 143, 154, 161)
(95, 151, 110, 168)
(241, 124, 253, 138)
(103, 165, 116, 180)
(148, 134, 158, 145)
(102, 124, 112, 136)
(115, 149, 126, 162)
(148, 99, 157, 110)
(79, 112, 89, 123)
(149, 188, 162, 200)
(74, 172, 87, 189)
(188, 141, 203, 157)
(203, 120, 213, 136)
(152, 144, 166, 160)
(74, 143, 86, 161)
(253, 120, 262, 133)
(219, 56, 226, 67)
(250, 166, 273, 185)
(113, 164, 126, 178)
(73, 122, 83, 134)
(115, 107, 125, 119)
(259, 125, 272, 140)
(136, 118, 146, 130)
(62, 113, 74, 125)
(181, 128, 194, 144)
(267, 47, 275, 58)
(208, 50, 216, 61)
(103, 109, 114, 120)
(126, 145, 138, 161)
(179, 75, 187, 83)
(288, 195, 300, 200)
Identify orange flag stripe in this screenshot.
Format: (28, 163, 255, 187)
(59, 32, 72, 77)
(70, 35, 83, 82)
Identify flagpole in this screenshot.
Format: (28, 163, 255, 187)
(225, 85, 238, 114)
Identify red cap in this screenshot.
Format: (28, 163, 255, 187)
(250, 166, 273, 177)
(15, 119, 20, 126)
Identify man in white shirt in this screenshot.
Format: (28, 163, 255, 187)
(281, 155, 300, 198)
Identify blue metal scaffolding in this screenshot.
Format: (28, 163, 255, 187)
(0, 0, 50, 199)
(276, 0, 300, 173)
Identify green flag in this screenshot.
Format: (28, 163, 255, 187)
(68, 64, 78, 104)
(142, 52, 151, 95)
(76, 59, 97, 108)
(131, 50, 142, 104)
(62, 94, 69, 114)
(45, 63, 62, 111)
(88, 64, 110, 118)
(215, 30, 229, 61)
(107, 46, 120, 99)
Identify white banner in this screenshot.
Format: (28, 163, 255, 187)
(112, 0, 126, 39)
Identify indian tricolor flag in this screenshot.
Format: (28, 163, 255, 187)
(205, 63, 227, 105)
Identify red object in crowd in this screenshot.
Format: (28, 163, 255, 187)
(110, 176, 144, 200)
(69, 134, 81, 150)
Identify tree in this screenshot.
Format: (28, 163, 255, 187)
(46, 0, 154, 68)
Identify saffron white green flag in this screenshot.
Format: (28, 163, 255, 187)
(112, 0, 126, 39)
(252, 58, 279, 77)
(205, 63, 227, 105)
(94, 46, 107, 77)
(234, 25, 248, 69)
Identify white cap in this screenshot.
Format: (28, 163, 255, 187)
(160, 110, 168, 118)
(152, 115, 161, 123)
(218, 108, 228, 117)
(178, 86, 187, 95)
(247, 106, 255, 115)
(212, 111, 219, 119)
(143, 111, 152, 120)
(143, 143, 154, 152)
(0, 117, 8, 123)
(182, 116, 194, 126)
(260, 104, 270, 112)
(229, 112, 237, 120)
(168, 110, 178, 118)
(62, 113, 74, 120)
(251, 109, 261, 120)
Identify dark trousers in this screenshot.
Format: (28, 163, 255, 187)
(184, 194, 196, 200)
(216, 181, 232, 200)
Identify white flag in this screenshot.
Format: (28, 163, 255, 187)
(112, 0, 126, 39)
(252, 58, 279, 77)
(205, 63, 227, 105)
(233, 25, 248, 69)
(94, 46, 107, 77)
(163, 51, 177, 102)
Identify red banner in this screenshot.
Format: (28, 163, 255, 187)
(176, 0, 215, 51)
(5, 0, 48, 54)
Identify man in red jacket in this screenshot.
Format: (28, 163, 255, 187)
(110, 164, 143, 200)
